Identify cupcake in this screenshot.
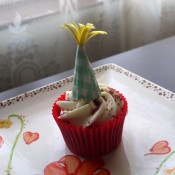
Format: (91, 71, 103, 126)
(52, 23, 128, 157)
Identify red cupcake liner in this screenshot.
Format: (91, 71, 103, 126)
(52, 90, 128, 157)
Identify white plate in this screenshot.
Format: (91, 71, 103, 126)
(0, 63, 175, 175)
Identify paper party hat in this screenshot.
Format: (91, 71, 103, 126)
(61, 23, 107, 102)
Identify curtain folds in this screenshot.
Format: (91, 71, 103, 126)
(0, 0, 175, 92)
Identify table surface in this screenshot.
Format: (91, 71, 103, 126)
(1, 36, 175, 102)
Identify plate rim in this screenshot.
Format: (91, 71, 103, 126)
(0, 63, 174, 109)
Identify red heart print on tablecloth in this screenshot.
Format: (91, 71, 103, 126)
(145, 140, 171, 156)
(0, 136, 4, 148)
(23, 132, 39, 145)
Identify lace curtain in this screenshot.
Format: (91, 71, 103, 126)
(0, 0, 175, 92)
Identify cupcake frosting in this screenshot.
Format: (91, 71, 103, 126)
(56, 85, 124, 127)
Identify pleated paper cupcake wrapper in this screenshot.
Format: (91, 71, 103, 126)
(52, 91, 128, 158)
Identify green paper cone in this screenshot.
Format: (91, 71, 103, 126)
(72, 46, 100, 102)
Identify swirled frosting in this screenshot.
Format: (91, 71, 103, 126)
(56, 85, 124, 127)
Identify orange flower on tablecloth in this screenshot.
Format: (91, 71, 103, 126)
(0, 119, 13, 129)
(0, 114, 24, 175)
(164, 167, 175, 175)
(44, 155, 110, 175)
